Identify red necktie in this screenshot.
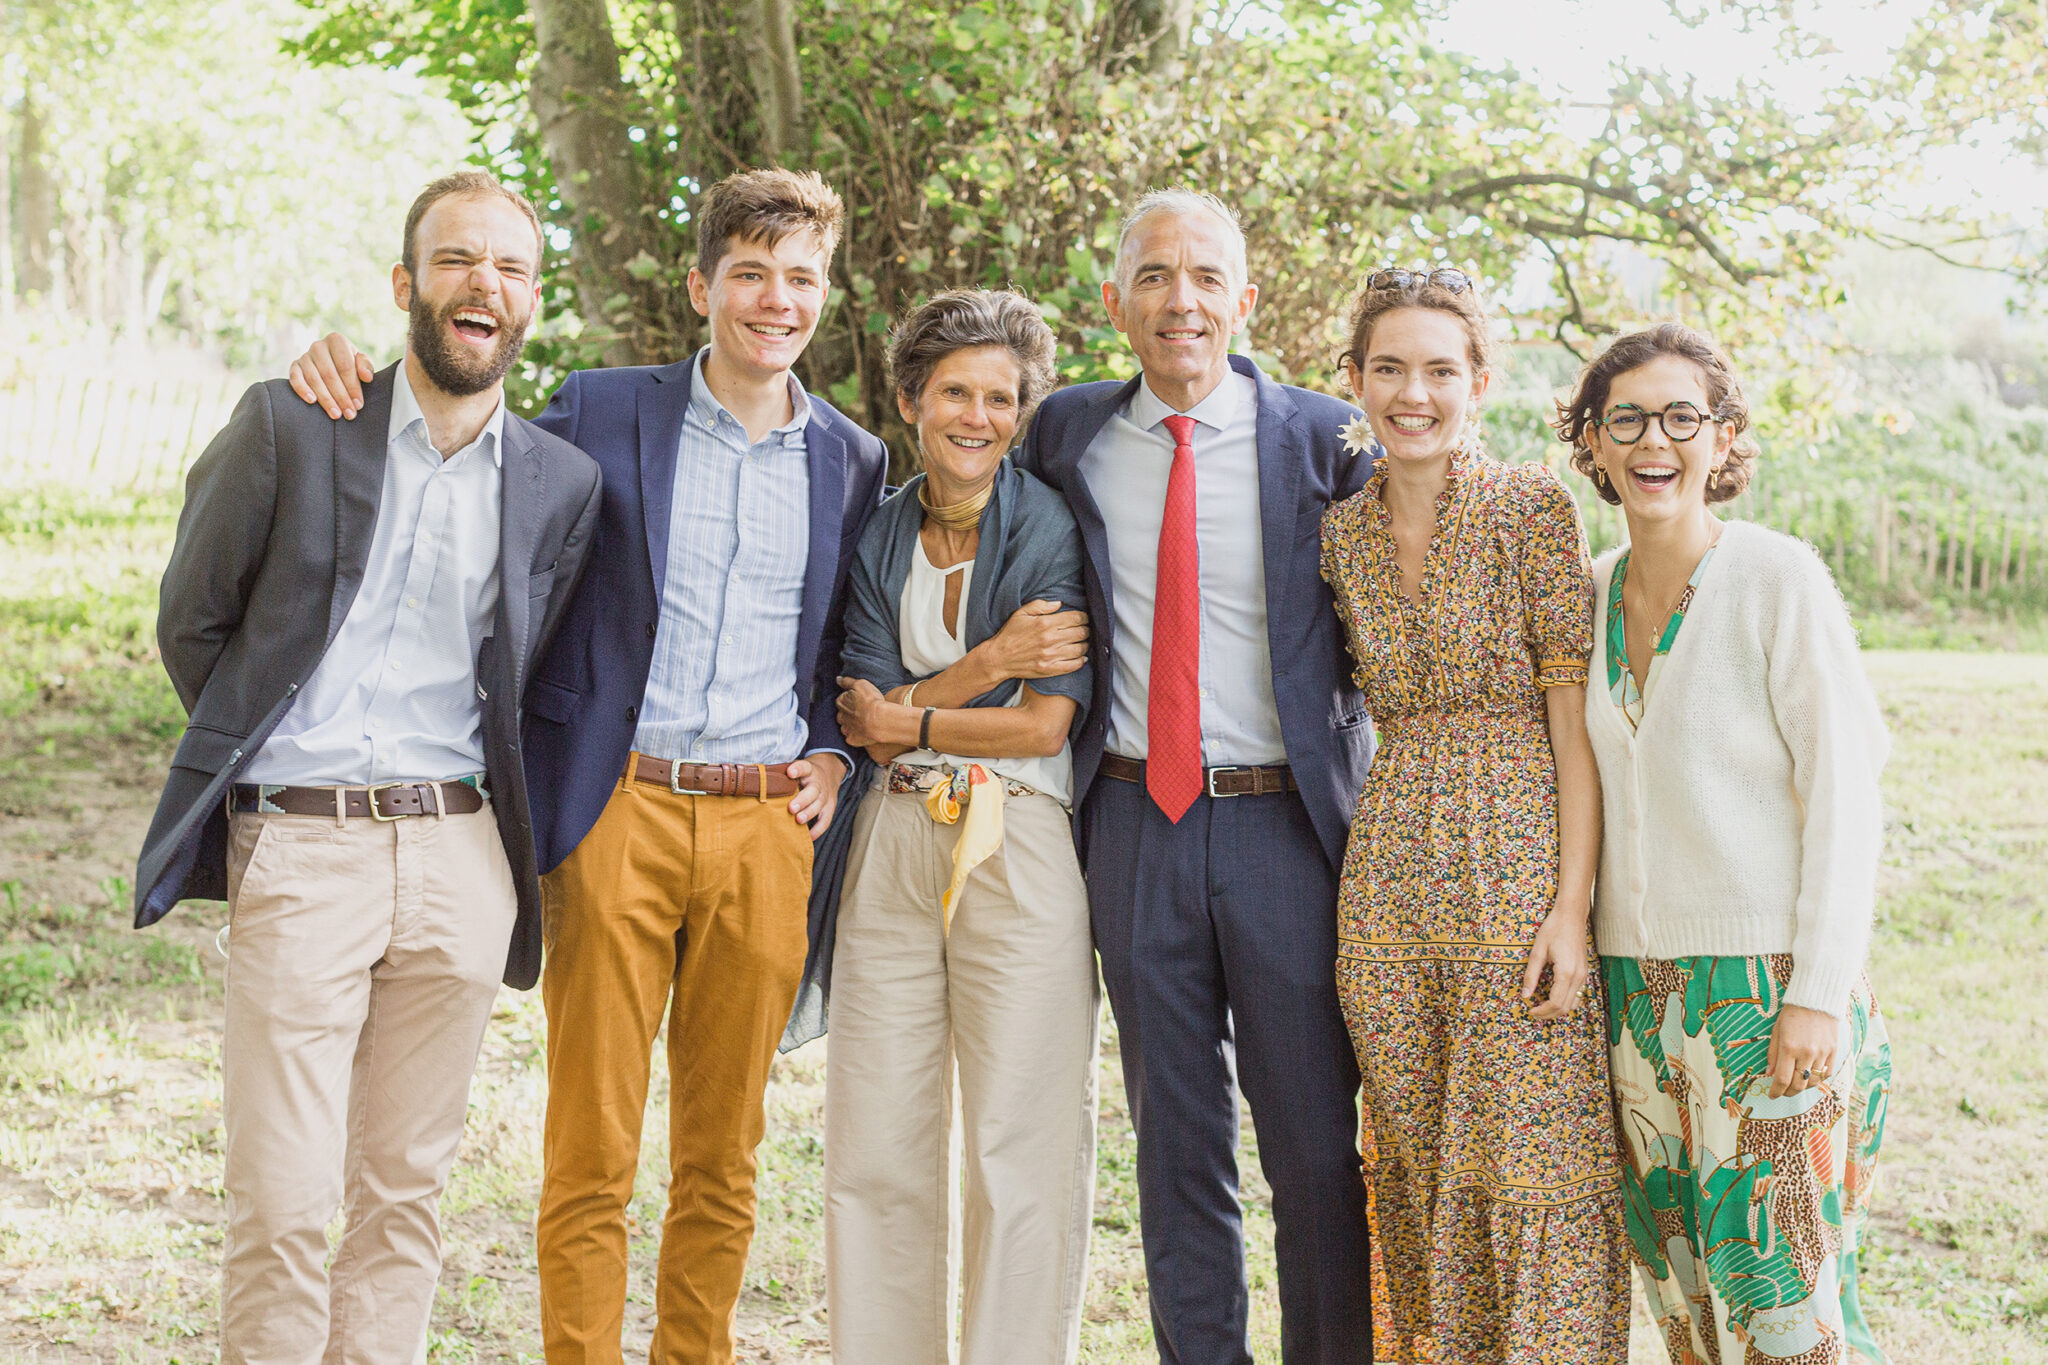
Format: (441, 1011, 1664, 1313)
(1148, 413, 1202, 822)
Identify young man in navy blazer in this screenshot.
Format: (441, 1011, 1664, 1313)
(287, 169, 888, 1365)
(1013, 189, 1378, 1365)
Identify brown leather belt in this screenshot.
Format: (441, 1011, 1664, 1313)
(229, 779, 487, 820)
(1096, 752, 1298, 797)
(627, 754, 799, 798)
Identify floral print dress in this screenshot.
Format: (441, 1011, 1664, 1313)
(1321, 451, 1631, 1364)
(1601, 546, 1894, 1365)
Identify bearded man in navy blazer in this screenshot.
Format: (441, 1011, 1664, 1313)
(1013, 189, 1377, 1365)
(288, 168, 887, 1365)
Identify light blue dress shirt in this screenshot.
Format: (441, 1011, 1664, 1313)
(245, 360, 503, 785)
(1078, 368, 1287, 766)
(632, 348, 816, 765)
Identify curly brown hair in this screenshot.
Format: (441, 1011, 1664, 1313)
(1554, 322, 1760, 506)
(887, 288, 1060, 423)
(1334, 271, 1495, 388)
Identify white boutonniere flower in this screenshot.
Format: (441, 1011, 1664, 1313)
(1339, 415, 1374, 457)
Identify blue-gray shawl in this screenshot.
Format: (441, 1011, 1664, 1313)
(841, 459, 1093, 723)
(781, 461, 1091, 1051)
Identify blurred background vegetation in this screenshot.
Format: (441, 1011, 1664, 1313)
(3, 0, 2046, 647)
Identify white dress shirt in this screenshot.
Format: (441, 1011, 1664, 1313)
(245, 360, 503, 785)
(1078, 369, 1286, 766)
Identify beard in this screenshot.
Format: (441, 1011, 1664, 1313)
(408, 292, 531, 398)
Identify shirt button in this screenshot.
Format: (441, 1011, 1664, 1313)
(724, 634, 736, 646)
(389, 661, 401, 672)
(407, 596, 420, 609)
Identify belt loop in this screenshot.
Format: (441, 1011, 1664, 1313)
(756, 763, 769, 803)
(429, 781, 446, 820)
(334, 787, 347, 828)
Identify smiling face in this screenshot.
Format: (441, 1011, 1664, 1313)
(1586, 354, 1735, 528)
(1346, 305, 1488, 469)
(688, 229, 830, 383)
(396, 192, 541, 398)
(1102, 209, 1257, 409)
(898, 345, 1022, 499)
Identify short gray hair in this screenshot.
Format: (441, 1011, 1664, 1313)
(1113, 188, 1248, 293)
(887, 288, 1060, 418)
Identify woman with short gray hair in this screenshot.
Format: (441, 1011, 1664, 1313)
(827, 288, 1099, 1364)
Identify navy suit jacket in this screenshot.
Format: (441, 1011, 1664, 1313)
(518, 358, 889, 875)
(1014, 354, 1377, 870)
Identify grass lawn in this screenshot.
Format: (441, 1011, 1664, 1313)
(1, 492, 2043, 1363)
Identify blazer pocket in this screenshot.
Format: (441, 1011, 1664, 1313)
(525, 677, 579, 726)
(527, 564, 557, 599)
(171, 722, 248, 774)
(1333, 708, 1371, 731)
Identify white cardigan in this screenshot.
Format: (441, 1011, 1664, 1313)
(1586, 521, 1890, 1017)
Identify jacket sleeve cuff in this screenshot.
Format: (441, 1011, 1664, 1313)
(803, 746, 855, 776)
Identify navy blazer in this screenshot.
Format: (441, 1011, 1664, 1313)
(518, 357, 890, 875)
(1014, 354, 1377, 870)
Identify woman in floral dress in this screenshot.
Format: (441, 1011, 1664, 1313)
(1321, 268, 1631, 1363)
(1559, 323, 1893, 1365)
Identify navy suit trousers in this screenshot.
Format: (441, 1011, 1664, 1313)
(1084, 775, 1374, 1365)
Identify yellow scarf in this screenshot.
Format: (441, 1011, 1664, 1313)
(922, 764, 1005, 932)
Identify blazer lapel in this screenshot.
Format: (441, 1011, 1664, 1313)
(496, 417, 543, 692)
(1245, 358, 1307, 659)
(1049, 377, 1140, 624)
(638, 358, 695, 597)
(328, 365, 397, 644)
(800, 416, 849, 669)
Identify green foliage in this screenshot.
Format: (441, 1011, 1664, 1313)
(282, 0, 2047, 465)
(0, 0, 470, 360)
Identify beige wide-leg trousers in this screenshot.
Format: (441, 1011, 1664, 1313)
(218, 804, 516, 1365)
(825, 786, 1101, 1365)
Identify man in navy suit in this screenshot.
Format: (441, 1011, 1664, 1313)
(287, 168, 887, 1365)
(1014, 189, 1377, 1365)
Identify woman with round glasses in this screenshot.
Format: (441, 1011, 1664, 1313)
(1558, 322, 1893, 1365)
(1321, 267, 1631, 1361)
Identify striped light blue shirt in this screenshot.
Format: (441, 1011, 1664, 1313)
(632, 349, 815, 764)
(245, 359, 503, 785)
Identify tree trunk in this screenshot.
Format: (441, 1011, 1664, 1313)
(738, 0, 805, 163)
(526, 0, 664, 365)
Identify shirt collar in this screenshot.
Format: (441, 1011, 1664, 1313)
(1127, 365, 1244, 435)
(688, 346, 813, 443)
(390, 358, 506, 468)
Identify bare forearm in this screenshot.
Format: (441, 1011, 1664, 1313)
(885, 644, 1007, 710)
(1546, 684, 1600, 915)
(870, 692, 1073, 761)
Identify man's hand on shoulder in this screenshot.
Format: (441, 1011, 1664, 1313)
(287, 333, 376, 420)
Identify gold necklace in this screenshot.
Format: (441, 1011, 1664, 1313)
(919, 477, 993, 531)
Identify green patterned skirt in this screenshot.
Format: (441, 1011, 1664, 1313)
(1603, 954, 1892, 1365)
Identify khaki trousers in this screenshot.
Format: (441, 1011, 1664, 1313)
(219, 804, 517, 1365)
(825, 787, 1100, 1365)
(536, 763, 814, 1365)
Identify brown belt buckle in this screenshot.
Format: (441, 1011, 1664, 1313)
(1205, 766, 1241, 799)
(367, 782, 407, 821)
(668, 760, 710, 796)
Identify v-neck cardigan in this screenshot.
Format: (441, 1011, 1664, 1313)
(1585, 520, 1890, 1017)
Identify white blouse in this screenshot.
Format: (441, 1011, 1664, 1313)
(893, 538, 1074, 807)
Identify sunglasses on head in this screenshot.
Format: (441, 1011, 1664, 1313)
(1365, 267, 1474, 295)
